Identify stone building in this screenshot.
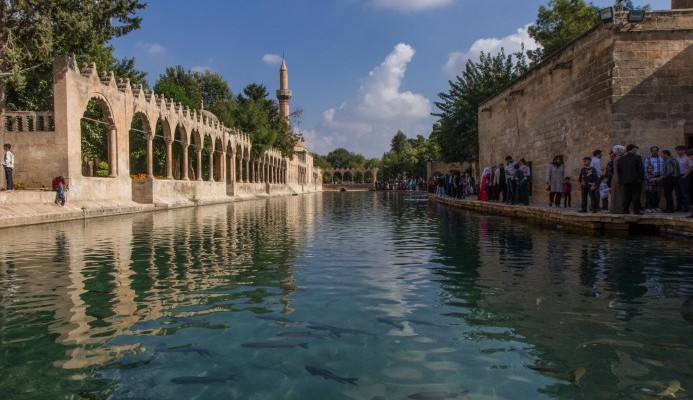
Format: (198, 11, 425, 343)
(0, 55, 321, 204)
(478, 5, 693, 192)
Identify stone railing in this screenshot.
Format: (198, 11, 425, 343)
(2, 111, 55, 133)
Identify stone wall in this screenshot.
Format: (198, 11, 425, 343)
(479, 10, 693, 190)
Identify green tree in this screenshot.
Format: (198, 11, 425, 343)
(528, 0, 599, 61)
(0, 0, 146, 109)
(432, 49, 528, 162)
(325, 148, 365, 169)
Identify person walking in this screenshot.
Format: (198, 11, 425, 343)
(546, 156, 564, 207)
(618, 144, 645, 215)
(2, 143, 14, 191)
(609, 145, 626, 214)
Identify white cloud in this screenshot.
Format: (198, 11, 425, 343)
(443, 24, 539, 76)
(135, 42, 166, 56)
(304, 43, 432, 157)
(367, 0, 454, 12)
(191, 66, 212, 73)
(262, 54, 283, 66)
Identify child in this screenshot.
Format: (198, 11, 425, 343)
(52, 175, 67, 206)
(644, 164, 661, 212)
(562, 177, 572, 208)
(599, 175, 610, 211)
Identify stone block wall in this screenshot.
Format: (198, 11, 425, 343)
(479, 10, 693, 192)
(479, 26, 615, 188)
(611, 12, 693, 150)
(0, 130, 67, 189)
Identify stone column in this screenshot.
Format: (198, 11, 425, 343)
(244, 158, 249, 182)
(196, 148, 203, 181)
(208, 146, 215, 182)
(182, 144, 189, 181)
(230, 151, 236, 184)
(221, 151, 226, 183)
(109, 125, 118, 177)
(146, 133, 154, 179)
(165, 138, 174, 180)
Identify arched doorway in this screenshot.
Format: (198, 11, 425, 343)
(80, 97, 115, 177)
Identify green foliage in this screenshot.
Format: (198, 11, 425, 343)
(379, 131, 440, 180)
(1, 0, 146, 109)
(312, 154, 331, 170)
(81, 99, 108, 162)
(432, 49, 527, 163)
(325, 148, 365, 169)
(96, 161, 110, 177)
(527, 0, 599, 61)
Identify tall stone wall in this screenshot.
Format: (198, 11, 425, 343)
(611, 12, 693, 149)
(479, 10, 693, 192)
(478, 26, 615, 188)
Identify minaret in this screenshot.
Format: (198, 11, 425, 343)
(276, 57, 292, 124)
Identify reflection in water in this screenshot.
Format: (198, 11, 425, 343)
(0, 192, 691, 399)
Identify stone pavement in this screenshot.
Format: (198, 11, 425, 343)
(430, 194, 693, 237)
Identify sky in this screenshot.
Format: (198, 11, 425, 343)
(111, 0, 670, 158)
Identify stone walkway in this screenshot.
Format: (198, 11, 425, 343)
(430, 194, 693, 237)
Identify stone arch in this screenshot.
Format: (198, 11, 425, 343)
(202, 134, 213, 181)
(129, 111, 150, 177)
(152, 117, 167, 177)
(354, 170, 364, 184)
(343, 170, 353, 182)
(190, 129, 203, 181)
(364, 170, 374, 183)
(80, 96, 116, 177)
(214, 136, 224, 182)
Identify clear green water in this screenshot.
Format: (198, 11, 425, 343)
(0, 192, 691, 400)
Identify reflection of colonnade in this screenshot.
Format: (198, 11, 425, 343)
(0, 195, 322, 370)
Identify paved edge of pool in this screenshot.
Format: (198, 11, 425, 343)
(429, 194, 693, 237)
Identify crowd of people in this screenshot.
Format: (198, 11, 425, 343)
(432, 144, 693, 218)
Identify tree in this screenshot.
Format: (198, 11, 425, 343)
(0, 0, 146, 109)
(527, 0, 599, 61)
(527, 0, 650, 62)
(432, 49, 528, 163)
(325, 148, 365, 169)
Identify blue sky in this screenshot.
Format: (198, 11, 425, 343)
(111, 0, 670, 158)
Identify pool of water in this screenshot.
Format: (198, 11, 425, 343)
(0, 192, 691, 399)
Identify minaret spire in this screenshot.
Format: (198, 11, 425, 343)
(276, 56, 292, 124)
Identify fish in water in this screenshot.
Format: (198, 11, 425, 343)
(242, 341, 308, 349)
(171, 375, 235, 384)
(305, 366, 358, 386)
(571, 367, 586, 387)
(655, 380, 681, 397)
(509, 346, 533, 360)
(155, 344, 211, 356)
(306, 323, 376, 338)
(376, 316, 445, 329)
(408, 391, 469, 399)
(376, 317, 405, 330)
(276, 331, 331, 339)
(527, 365, 565, 374)
(256, 315, 300, 325)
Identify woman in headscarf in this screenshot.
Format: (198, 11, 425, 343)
(546, 156, 565, 207)
(478, 167, 491, 201)
(609, 145, 626, 214)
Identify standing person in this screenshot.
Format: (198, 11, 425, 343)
(591, 150, 603, 178)
(519, 159, 531, 205)
(643, 146, 663, 211)
(563, 177, 573, 208)
(609, 145, 626, 214)
(674, 145, 690, 212)
(644, 164, 662, 212)
(578, 157, 599, 213)
(2, 143, 14, 191)
(605, 151, 615, 187)
(478, 167, 490, 201)
(52, 175, 67, 206)
(686, 149, 693, 218)
(505, 156, 517, 204)
(546, 156, 564, 207)
(658, 150, 680, 213)
(599, 176, 610, 211)
(497, 162, 507, 203)
(618, 144, 645, 215)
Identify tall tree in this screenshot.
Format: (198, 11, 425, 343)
(432, 49, 528, 162)
(0, 0, 146, 109)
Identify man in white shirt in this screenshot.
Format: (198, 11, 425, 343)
(2, 143, 14, 191)
(590, 150, 603, 178)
